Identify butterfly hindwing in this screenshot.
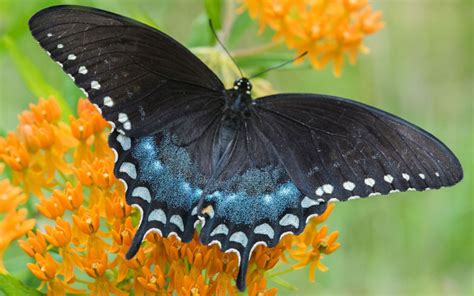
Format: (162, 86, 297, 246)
(108, 129, 204, 258)
(197, 115, 329, 290)
(28, 5, 225, 136)
(253, 93, 463, 202)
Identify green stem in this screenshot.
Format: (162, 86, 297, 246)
(232, 41, 283, 58)
(267, 266, 295, 278)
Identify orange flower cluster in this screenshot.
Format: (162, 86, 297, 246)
(0, 98, 340, 295)
(0, 165, 35, 273)
(239, 0, 384, 76)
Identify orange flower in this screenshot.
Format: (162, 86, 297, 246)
(136, 265, 166, 292)
(28, 253, 57, 281)
(239, 0, 384, 76)
(180, 274, 209, 296)
(19, 231, 47, 258)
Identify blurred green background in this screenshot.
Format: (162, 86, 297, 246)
(0, 0, 472, 295)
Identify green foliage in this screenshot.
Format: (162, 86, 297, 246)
(204, 0, 223, 31)
(0, 274, 44, 296)
(0, 36, 72, 119)
(187, 13, 214, 47)
(227, 12, 253, 48)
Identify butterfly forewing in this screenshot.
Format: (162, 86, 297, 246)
(253, 94, 463, 202)
(29, 5, 224, 136)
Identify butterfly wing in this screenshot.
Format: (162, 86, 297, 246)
(29, 5, 225, 136)
(29, 5, 227, 256)
(253, 93, 463, 201)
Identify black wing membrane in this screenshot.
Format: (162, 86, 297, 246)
(29, 5, 225, 136)
(253, 94, 463, 202)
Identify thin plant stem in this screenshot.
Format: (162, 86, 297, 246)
(267, 266, 295, 278)
(219, 0, 236, 44)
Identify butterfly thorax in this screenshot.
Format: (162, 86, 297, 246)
(224, 78, 253, 118)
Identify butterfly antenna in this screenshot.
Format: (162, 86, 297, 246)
(249, 51, 308, 79)
(208, 19, 244, 78)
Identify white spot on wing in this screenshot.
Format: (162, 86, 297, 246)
(229, 231, 248, 247)
(57, 44, 63, 49)
(210, 224, 229, 236)
(131, 186, 151, 203)
(103, 96, 113, 107)
(148, 209, 166, 224)
(117, 134, 131, 151)
(47, 33, 53, 37)
(343, 181, 356, 191)
(322, 184, 334, 194)
(170, 215, 184, 232)
(315, 187, 324, 196)
(123, 121, 132, 130)
(364, 178, 375, 187)
(402, 173, 410, 181)
(384, 174, 394, 183)
(435, 172, 440, 177)
(119, 162, 137, 179)
(67, 54, 76, 60)
(78, 66, 88, 74)
(118, 113, 128, 123)
(348, 196, 360, 200)
(254, 223, 275, 239)
(301, 196, 319, 208)
(419, 173, 426, 179)
(91, 80, 101, 90)
(328, 197, 340, 203)
(279, 213, 299, 228)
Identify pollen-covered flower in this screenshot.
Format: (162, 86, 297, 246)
(1, 97, 340, 294)
(239, 0, 384, 76)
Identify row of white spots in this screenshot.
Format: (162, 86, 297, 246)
(147, 209, 185, 232)
(118, 113, 132, 130)
(316, 172, 440, 197)
(208, 214, 301, 247)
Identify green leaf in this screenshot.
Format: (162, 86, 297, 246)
(0, 35, 73, 119)
(0, 274, 44, 296)
(187, 13, 214, 47)
(204, 0, 223, 31)
(228, 12, 254, 48)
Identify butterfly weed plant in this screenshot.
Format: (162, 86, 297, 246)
(0, 0, 386, 295)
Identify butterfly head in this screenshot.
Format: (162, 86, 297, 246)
(233, 78, 252, 95)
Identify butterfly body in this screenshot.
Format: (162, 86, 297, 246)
(29, 5, 463, 291)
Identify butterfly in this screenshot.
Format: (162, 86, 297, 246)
(29, 5, 463, 291)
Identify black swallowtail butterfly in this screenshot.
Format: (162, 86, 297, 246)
(29, 5, 463, 291)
